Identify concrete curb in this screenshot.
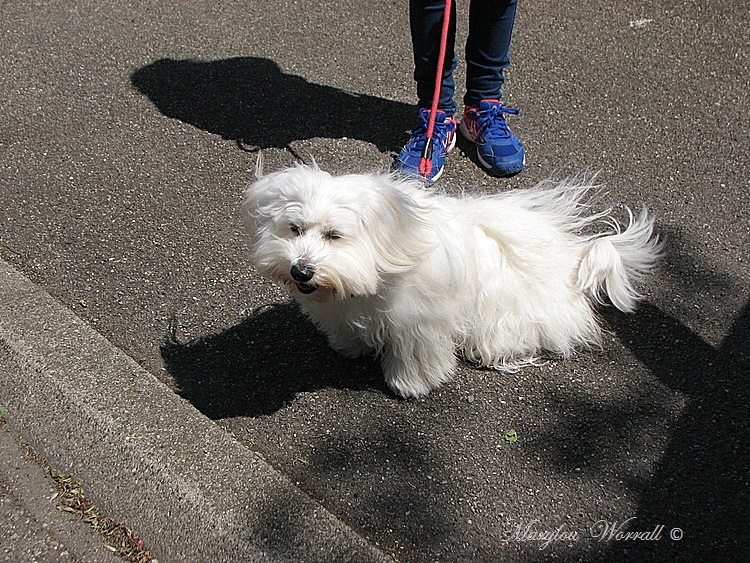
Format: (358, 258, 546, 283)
(0, 423, 123, 562)
(0, 258, 388, 562)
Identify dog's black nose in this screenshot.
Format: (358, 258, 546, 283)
(290, 263, 316, 283)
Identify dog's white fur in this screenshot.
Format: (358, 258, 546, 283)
(242, 163, 661, 398)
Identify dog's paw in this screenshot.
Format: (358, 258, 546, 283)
(380, 346, 456, 398)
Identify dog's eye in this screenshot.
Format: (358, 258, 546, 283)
(289, 224, 303, 236)
(324, 230, 344, 241)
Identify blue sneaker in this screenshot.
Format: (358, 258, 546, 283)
(459, 99, 526, 176)
(396, 108, 457, 184)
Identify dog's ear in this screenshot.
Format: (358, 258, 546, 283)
(241, 169, 284, 249)
(361, 176, 437, 275)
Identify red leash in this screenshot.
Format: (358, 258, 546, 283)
(418, 0, 453, 179)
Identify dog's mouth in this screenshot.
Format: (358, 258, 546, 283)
(294, 282, 318, 295)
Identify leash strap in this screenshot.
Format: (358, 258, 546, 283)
(419, 0, 453, 179)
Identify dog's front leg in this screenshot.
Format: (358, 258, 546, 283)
(301, 303, 372, 358)
(325, 330, 372, 359)
(380, 326, 457, 398)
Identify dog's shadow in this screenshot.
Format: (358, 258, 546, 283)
(130, 56, 414, 154)
(161, 303, 387, 418)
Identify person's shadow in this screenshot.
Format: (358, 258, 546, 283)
(130, 57, 414, 154)
(598, 301, 749, 560)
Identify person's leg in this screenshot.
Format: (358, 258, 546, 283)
(459, 0, 525, 177)
(409, 0, 458, 115)
(463, 0, 518, 107)
(398, 0, 458, 183)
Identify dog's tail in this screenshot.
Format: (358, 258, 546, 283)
(577, 208, 663, 313)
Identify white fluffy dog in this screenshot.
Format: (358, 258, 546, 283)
(242, 163, 661, 398)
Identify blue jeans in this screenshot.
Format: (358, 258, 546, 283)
(409, 0, 518, 116)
